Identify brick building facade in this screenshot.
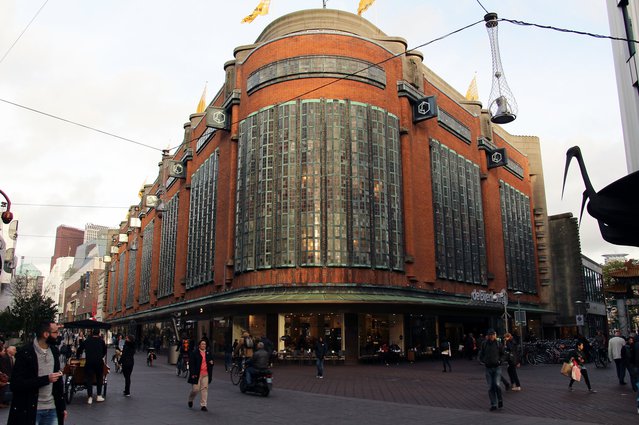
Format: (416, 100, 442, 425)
(104, 9, 551, 360)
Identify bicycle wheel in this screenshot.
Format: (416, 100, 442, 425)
(525, 351, 536, 365)
(230, 364, 242, 385)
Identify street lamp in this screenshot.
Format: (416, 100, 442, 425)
(514, 291, 524, 359)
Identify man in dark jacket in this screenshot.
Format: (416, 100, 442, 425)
(245, 342, 269, 385)
(8, 321, 67, 425)
(77, 328, 107, 404)
(479, 328, 506, 411)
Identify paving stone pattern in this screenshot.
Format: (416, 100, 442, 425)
(0, 351, 635, 425)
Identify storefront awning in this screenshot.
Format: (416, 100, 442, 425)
(108, 285, 555, 324)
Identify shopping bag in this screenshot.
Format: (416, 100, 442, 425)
(560, 362, 572, 376)
(571, 365, 582, 381)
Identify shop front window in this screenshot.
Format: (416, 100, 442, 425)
(358, 313, 404, 358)
(281, 313, 343, 355)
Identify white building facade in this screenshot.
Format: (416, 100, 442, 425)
(607, 0, 639, 173)
(42, 257, 74, 320)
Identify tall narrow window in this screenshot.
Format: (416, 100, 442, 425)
(500, 180, 536, 293)
(430, 139, 487, 285)
(350, 102, 372, 267)
(299, 100, 322, 266)
(108, 269, 116, 312)
(158, 194, 178, 298)
(125, 246, 137, 308)
(116, 252, 126, 311)
(186, 150, 219, 288)
(139, 221, 154, 304)
(325, 100, 349, 266)
(275, 102, 298, 267)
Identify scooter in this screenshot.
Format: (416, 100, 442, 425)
(239, 368, 273, 397)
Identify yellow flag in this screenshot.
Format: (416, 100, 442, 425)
(242, 0, 271, 23)
(357, 0, 376, 16)
(465, 74, 479, 101)
(196, 84, 207, 113)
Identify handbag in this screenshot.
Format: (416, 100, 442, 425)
(571, 365, 582, 381)
(560, 362, 572, 376)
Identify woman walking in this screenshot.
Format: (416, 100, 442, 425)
(568, 340, 596, 393)
(503, 333, 521, 390)
(188, 339, 214, 412)
(120, 335, 135, 397)
(440, 338, 452, 372)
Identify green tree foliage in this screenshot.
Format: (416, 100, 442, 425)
(602, 260, 626, 289)
(9, 275, 58, 342)
(602, 259, 639, 289)
(0, 307, 21, 336)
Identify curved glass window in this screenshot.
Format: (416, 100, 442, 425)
(235, 99, 403, 273)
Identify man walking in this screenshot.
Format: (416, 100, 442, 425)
(479, 329, 505, 411)
(77, 329, 107, 404)
(609, 330, 627, 385)
(8, 322, 67, 424)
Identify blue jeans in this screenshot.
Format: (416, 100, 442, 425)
(485, 366, 503, 407)
(316, 358, 325, 377)
(245, 366, 257, 385)
(36, 408, 58, 425)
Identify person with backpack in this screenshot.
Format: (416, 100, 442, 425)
(479, 329, 506, 411)
(503, 332, 521, 391)
(234, 331, 254, 360)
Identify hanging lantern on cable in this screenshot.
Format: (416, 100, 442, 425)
(485, 12, 517, 124)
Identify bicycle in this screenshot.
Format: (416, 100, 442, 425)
(176, 353, 189, 378)
(230, 357, 244, 386)
(592, 347, 610, 368)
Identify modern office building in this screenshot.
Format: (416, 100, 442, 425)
(83, 223, 110, 244)
(105, 9, 551, 360)
(50, 225, 84, 271)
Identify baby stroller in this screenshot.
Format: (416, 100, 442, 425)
(146, 347, 157, 367)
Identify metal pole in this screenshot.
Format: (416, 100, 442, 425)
(504, 301, 509, 334)
(514, 291, 523, 359)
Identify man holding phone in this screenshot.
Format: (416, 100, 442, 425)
(8, 322, 67, 425)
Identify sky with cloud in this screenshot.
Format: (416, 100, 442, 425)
(1, 0, 637, 277)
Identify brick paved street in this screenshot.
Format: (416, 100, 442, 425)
(1, 351, 636, 425)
